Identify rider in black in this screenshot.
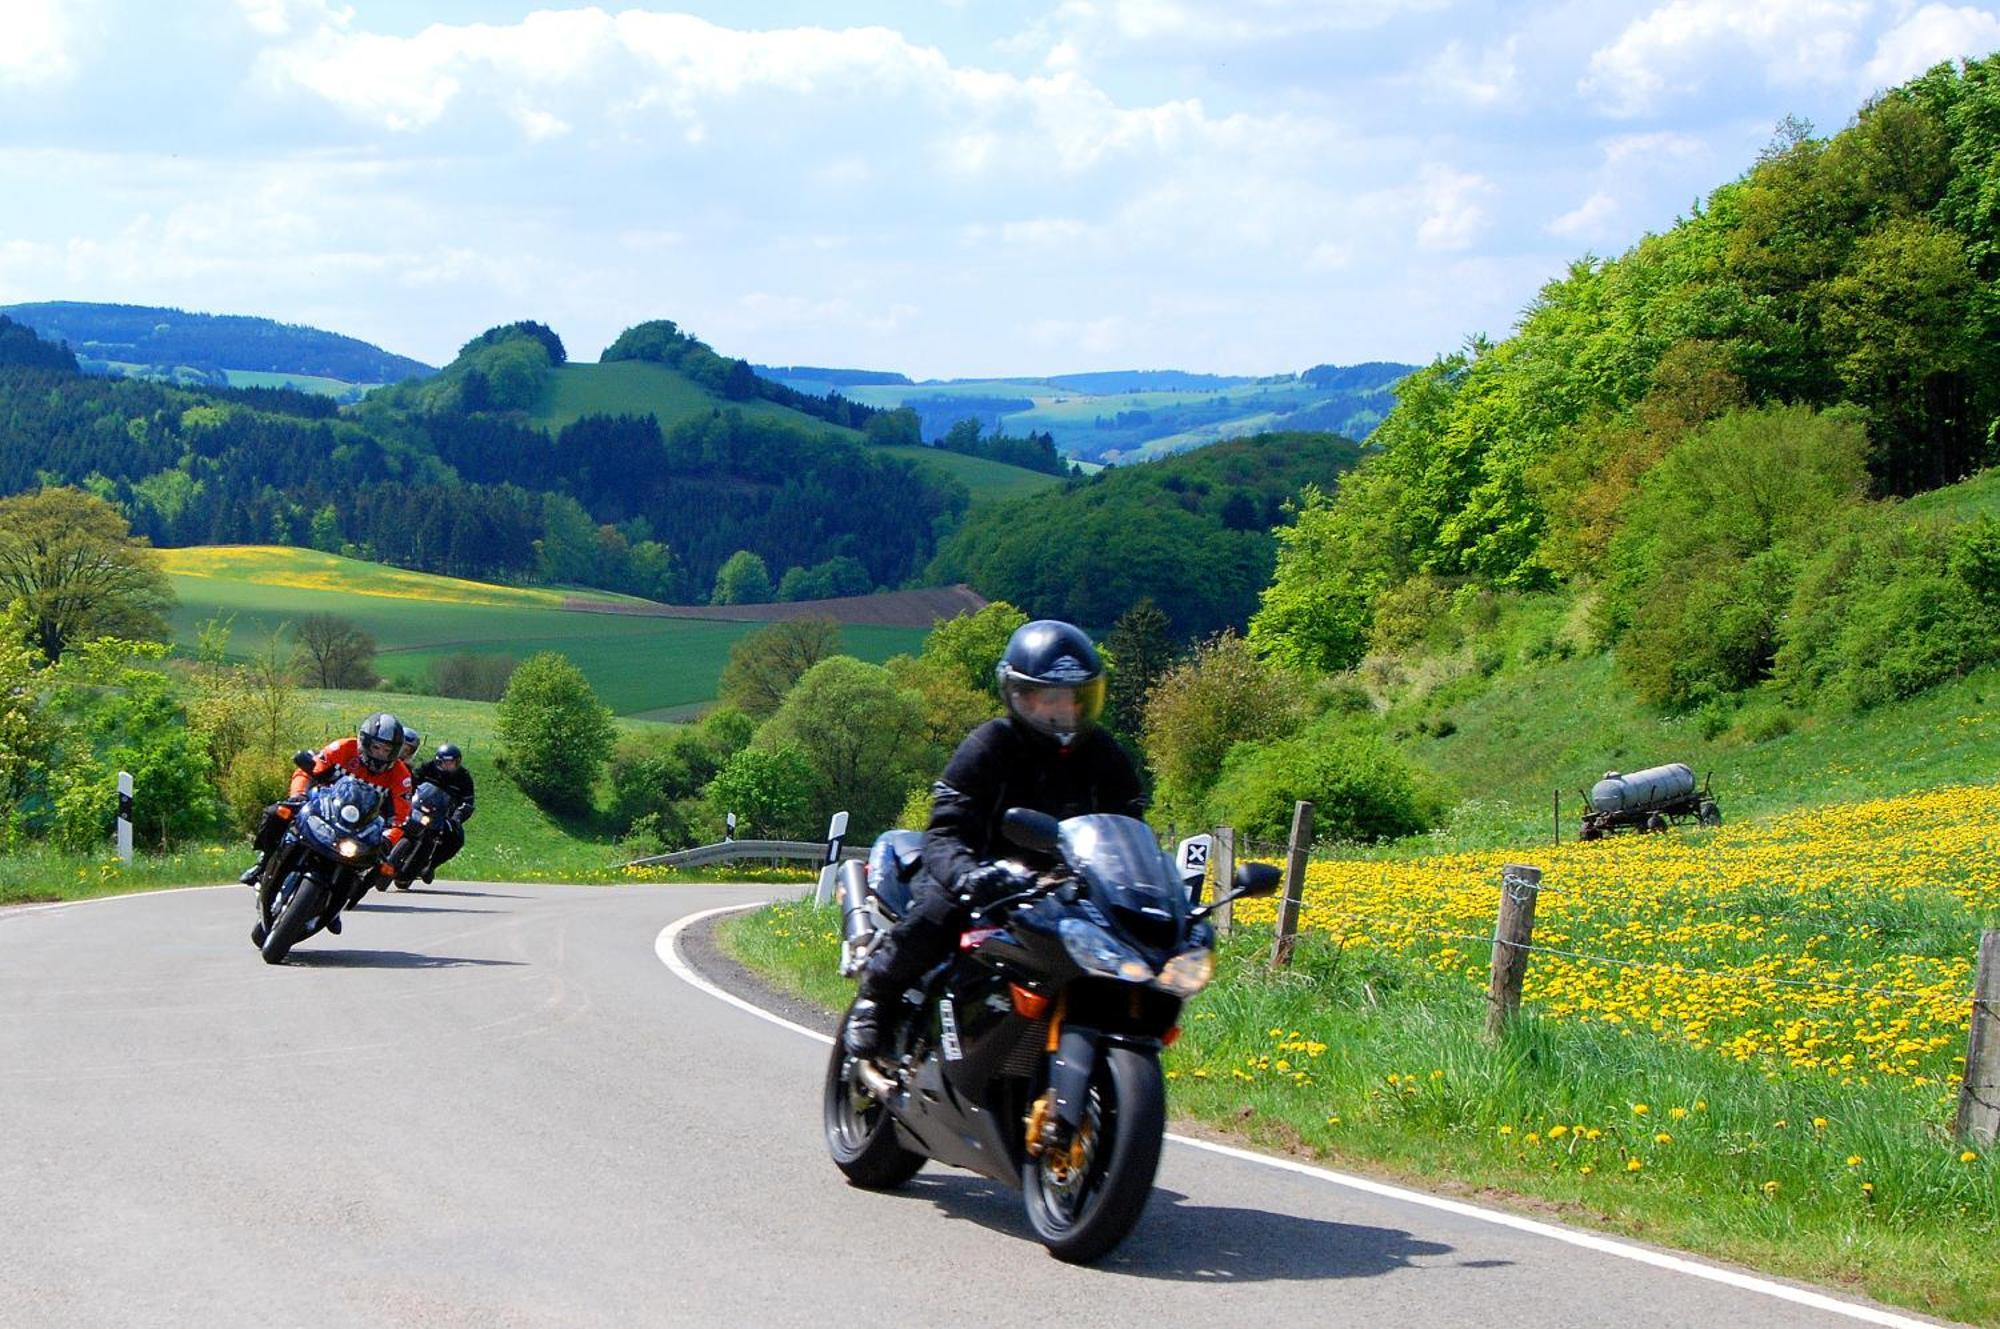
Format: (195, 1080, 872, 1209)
(843, 619, 1145, 1057)
(403, 742, 475, 883)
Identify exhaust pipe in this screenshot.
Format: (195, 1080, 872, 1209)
(853, 1057, 897, 1100)
(837, 859, 874, 977)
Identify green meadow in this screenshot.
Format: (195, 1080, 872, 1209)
(161, 546, 927, 718)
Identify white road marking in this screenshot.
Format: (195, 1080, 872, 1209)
(655, 902, 1944, 1329)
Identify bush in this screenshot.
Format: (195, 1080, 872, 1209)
(607, 727, 725, 834)
(704, 744, 818, 840)
(753, 656, 929, 837)
(1141, 631, 1309, 825)
(1775, 513, 2000, 710)
(432, 652, 517, 702)
(1208, 720, 1442, 844)
(495, 652, 615, 815)
(220, 748, 294, 835)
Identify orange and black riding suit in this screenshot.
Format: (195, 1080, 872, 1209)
(287, 737, 415, 840)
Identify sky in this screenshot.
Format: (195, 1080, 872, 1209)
(2, 1, 1998, 378)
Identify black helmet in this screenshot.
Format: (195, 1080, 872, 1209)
(435, 742, 462, 765)
(399, 725, 422, 764)
(995, 620, 1106, 747)
(357, 712, 403, 773)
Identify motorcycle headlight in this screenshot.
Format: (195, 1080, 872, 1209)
(338, 839, 360, 858)
(419, 813, 433, 826)
(1057, 917, 1154, 983)
(1154, 946, 1215, 997)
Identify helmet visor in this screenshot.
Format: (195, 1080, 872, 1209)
(1006, 676, 1106, 741)
(360, 737, 395, 770)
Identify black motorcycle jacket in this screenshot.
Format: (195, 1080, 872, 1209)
(921, 716, 1145, 893)
(414, 759, 476, 822)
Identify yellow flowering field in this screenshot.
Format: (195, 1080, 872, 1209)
(159, 545, 566, 608)
(1234, 783, 2000, 1105)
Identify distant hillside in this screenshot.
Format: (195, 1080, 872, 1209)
(0, 301, 434, 396)
(928, 429, 1367, 639)
(761, 362, 1412, 461)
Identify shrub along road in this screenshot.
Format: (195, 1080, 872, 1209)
(0, 885, 1950, 1328)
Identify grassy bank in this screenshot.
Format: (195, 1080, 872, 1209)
(720, 856, 1998, 1327)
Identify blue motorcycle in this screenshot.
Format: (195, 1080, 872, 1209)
(251, 764, 392, 964)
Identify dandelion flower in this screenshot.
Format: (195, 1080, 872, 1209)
(1631, 1103, 1650, 1116)
(1654, 1133, 1673, 1145)
(1846, 1155, 1863, 1167)
(1626, 1158, 1644, 1172)
(1962, 1150, 1979, 1164)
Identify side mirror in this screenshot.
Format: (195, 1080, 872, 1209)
(1001, 807, 1060, 853)
(293, 750, 317, 774)
(1233, 863, 1282, 898)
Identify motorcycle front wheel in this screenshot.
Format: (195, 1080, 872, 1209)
(260, 873, 325, 965)
(822, 1010, 924, 1190)
(1022, 1045, 1165, 1264)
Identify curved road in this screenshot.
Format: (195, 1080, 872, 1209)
(0, 884, 1951, 1328)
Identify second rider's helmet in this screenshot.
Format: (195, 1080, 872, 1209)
(434, 742, 462, 767)
(356, 712, 403, 774)
(995, 619, 1106, 749)
(399, 726, 422, 766)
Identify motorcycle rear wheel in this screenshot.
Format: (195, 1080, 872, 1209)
(260, 874, 325, 965)
(822, 1010, 924, 1189)
(1022, 1046, 1165, 1264)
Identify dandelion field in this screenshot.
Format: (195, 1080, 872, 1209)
(725, 782, 2000, 1323)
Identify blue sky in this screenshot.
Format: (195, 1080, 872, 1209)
(3, 1, 1997, 377)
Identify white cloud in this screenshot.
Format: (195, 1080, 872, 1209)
(1414, 165, 1495, 252)
(1548, 190, 1620, 239)
(0, 0, 79, 86)
(1864, 4, 2000, 87)
(1429, 35, 1521, 107)
(1580, 0, 1872, 116)
(233, 0, 350, 40)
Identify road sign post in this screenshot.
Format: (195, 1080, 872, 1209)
(116, 771, 133, 863)
(814, 811, 851, 906)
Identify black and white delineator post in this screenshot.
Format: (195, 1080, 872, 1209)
(813, 811, 850, 907)
(724, 811, 737, 842)
(116, 771, 133, 863)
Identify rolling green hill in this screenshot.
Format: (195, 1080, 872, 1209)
(161, 546, 927, 719)
(528, 360, 1061, 506)
(0, 300, 432, 398)
(771, 365, 1411, 463)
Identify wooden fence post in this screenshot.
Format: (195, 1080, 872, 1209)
(1485, 863, 1543, 1037)
(1211, 826, 1235, 937)
(1957, 930, 2000, 1148)
(1269, 801, 1313, 968)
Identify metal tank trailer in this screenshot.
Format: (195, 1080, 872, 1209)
(1577, 762, 1722, 840)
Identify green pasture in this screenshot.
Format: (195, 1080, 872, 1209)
(165, 564, 927, 717)
(223, 369, 382, 395)
(529, 361, 843, 436)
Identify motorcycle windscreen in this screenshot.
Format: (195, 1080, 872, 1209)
(1056, 814, 1189, 940)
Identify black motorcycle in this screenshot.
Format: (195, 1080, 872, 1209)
(251, 760, 392, 964)
(823, 809, 1280, 1262)
(382, 781, 454, 893)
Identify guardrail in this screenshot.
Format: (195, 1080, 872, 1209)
(622, 838, 867, 870)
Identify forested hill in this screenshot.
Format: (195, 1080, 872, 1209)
(0, 318, 968, 603)
(927, 430, 1367, 639)
(1246, 53, 2000, 724)
(0, 301, 435, 388)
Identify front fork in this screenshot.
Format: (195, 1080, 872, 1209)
(1025, 994, 1100, 1155)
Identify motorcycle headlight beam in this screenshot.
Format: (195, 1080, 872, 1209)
(338, 839, 360, 858)
(1154, 946, 1215, 997)
(1057, 917, 1154, 983)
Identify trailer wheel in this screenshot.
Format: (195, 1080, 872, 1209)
(1644, 813, 1668, 833)
(1697, 800, 1722, 827)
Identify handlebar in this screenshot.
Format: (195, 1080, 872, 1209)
(966, 870, 1072, 922)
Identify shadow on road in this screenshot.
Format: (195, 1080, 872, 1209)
(288, 949, 526, 969)
(348, 904, 499, 916)
(400, 888, 533, 900)
(902, 1175, 1461, 1282)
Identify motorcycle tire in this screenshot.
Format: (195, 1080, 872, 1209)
(822, 1011, 924, 1190)
(260, 874, 325, 965)
(1022, 1045, 1165, 1264)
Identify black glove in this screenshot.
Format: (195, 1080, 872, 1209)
(958, 862, 1025, 907)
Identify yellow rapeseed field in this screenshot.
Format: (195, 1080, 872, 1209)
(158, 545, 565, 608)
(1234, 783, 2000, 1101)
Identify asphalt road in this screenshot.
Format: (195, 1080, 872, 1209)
(0, 884, 1955, 1328)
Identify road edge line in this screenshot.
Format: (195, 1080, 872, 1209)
(655, 902, 1945, 1329)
